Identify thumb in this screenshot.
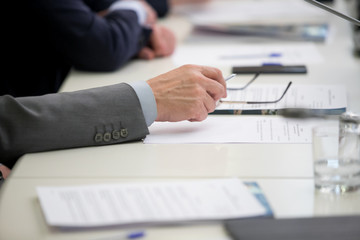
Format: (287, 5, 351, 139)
(138, 47, 156, 60)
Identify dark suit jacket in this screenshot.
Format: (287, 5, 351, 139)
(0, 83, 149, 168)
(147, 0, 169, 17)
(2, 0, 167, 97)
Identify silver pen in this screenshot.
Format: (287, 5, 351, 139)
(216, 74, 237, 107)
(225, 74, 237, 82)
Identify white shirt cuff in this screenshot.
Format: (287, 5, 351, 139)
(108, 1, 147, 25)
(129, 81, 157, 126)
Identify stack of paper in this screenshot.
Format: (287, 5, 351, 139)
(173, 0, 328, 25)
(173, 0, 330, 42)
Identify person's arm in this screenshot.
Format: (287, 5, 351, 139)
(0, 64, 226, 168)
(0, 83, 149, 168)
(33, 0, 151, 72)
(83, 0, 118, 12)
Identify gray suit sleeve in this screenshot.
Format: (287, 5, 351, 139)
(0, 83, 149, 168)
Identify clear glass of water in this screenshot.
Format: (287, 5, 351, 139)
(312, 113, 360, 194)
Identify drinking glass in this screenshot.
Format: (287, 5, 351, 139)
(312, 113, 360, 193)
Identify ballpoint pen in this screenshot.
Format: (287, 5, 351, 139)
(225, 73, 237, 81)
(215, 74, 237, 107)
(92, 230, 145, 240)
(220, 52, 282, 60)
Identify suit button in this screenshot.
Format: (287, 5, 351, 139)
(94, 133, 103, 143)
(120, 128, 128, 138)
(103, 132, 111, 142)
(112, 130, 120, 140)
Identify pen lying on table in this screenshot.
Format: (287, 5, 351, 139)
(92, 230, 145, 240)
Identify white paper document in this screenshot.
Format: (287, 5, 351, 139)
(144, 116, 312, 144)
(217, 84, 347, 111)
(37, 179, 266, 228)
(172, 43, 323, 67)
(173, 0, 327, 25)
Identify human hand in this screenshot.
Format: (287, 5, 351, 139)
(138, 24, 176, 60)
(170, 0, 211, 6)
(99, 0, 157, 25)
(0, 164, 11, 179)
(146, 64, 227, 122)
(138, 0, 158, 25)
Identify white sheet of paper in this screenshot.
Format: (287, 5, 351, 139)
(37, 179, 266, 227)
(173, 0, 327, 25)
(172, 44, 323, 67)
(217, 84, 347, 110)
(144, 116, 312, 144)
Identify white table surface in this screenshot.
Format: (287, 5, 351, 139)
(1, 1, 360, 239)
(1, 178, 360, 240)
(10, 8, 360, 179)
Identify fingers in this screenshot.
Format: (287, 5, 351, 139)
(148, 64, 227, 123)
(0, 164, 11, 179)
(139, 0, 158, 25)
(199, 66, 227, 98)
(188, 89, 217, 121)
(138, 47, 156, 60)
(170, 0, 211, 6)
(203, 89, 217, 113)
(146, 9, 157, 25)
(178, 65, 227, 101)
(149, 25, 176, 57)
(200, 76, 227, 101)
(137, 25, 176, 60)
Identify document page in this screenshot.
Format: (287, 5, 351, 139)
(37, 179, 266, 228)
(173, 0, 327, 25)
(144, 116, 312, 144)
(217, 84, 346, 111)
(172, 43, 323, 67)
